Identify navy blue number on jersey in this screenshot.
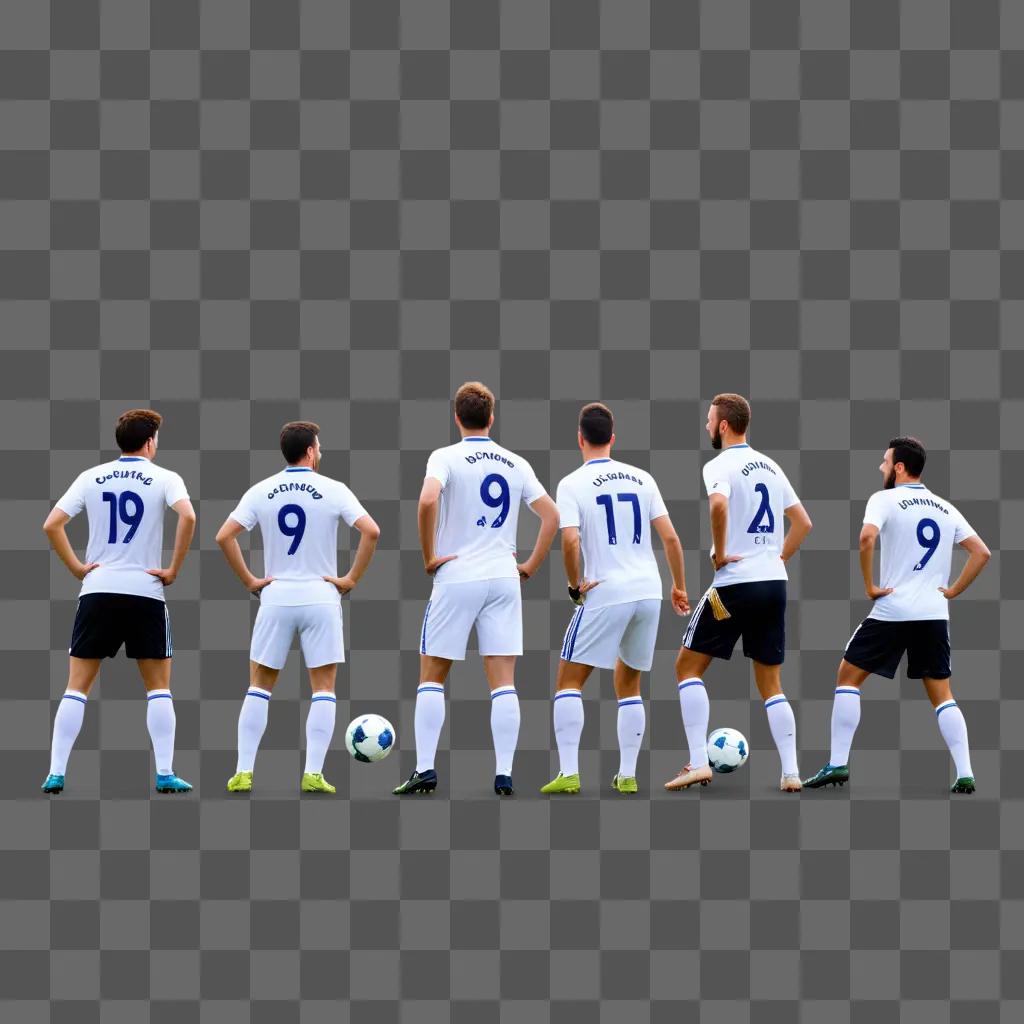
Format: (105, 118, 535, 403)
(595, 493, 642, 545)
(747, 482, 775, 534)
(913, 518, 940, 571)
(478, 474, 510, 528)
(278, 504, 306, 554)
(102, 490, 144, 543)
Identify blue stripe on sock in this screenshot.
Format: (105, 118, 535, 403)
(247, 690, 271, 701)
(554, 690, 583, 701)
(835, 688, 861, 696)
(617, 698, 643, 707)
(62, 693, 87, 704)
(677, 679, 704, 691)
(935, 701, 957, 717)
(311, 695, 336, 703)
(764, 696, 787, 709)
(491, 689, 517, 700)
(418, 685, 444, 694)
(147, 693, 173, 701)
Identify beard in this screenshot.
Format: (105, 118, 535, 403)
(883, 468, 896, 489)
(711, 432, 722, 450)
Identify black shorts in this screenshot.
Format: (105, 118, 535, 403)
(844, 617, 951, 680)
(69, 593, 173, 660)
(682, 580, 787, 666)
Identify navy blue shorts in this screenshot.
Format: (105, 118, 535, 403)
(844, 617, 951, 680)
(70, 593, 173, 660)
(682, 580, 787, 666)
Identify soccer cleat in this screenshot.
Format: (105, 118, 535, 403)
(155, 773, 193, 794)
(540, 772, 581, 795)
(226, 771, 253, 793)
(780, 774, 803, 793)
(664, 763, 713, 791)
(494, 774, 514, 796)
(41, 774, 65, 794)
(393, 769, 437, 795)
(951, 776, 976, 794)
(612, 774, 638, 794)
(301, 772, 336, 794)
(801, 764, 849, 789)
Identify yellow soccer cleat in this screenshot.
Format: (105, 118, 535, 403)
(226, 771, 253, 793)
(301, 772, 336, 794)
(612, 774, 638, 794)
(540, 772, 581, 795)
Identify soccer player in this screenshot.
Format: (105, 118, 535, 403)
(215, 421, 380, 795)
(394, 381, 560, 797)
(803, 437, 990, 794)
(41, 409, 196, 794)
(665, 394, 813, 793)
(540, 403, 690, 796)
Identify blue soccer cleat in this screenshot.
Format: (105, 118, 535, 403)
(155, 773, 193, 794)
(41, 774, 65, 794)
(494, 774, 514, 796)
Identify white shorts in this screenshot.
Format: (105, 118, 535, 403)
(560, 598, 661, 672)
(250, 603, 345, 670)
(420, 578, 523, 660)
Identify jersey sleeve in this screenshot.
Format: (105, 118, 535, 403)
(55, 473, 87, 518)
(164, 471, 189, 508)
(953, 508, 977, 544)
(335, 482, 370, 527)
(424, 449, 450, 488)
(521, 460, 547, 505)
(229, 486, 260, 531)
(862, 491, 889, 530)
(702, 460, 731, 498)
(555, 478, 581, 529)
(648, 477, 669, 520)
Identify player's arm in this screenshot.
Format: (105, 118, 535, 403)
(148, 498, 197, 587)
(780, 502, 812, 563)
(940, 534, 991, 599)
(42, 508, 98, 581)
(652, 515, 689, 615)
(858, 523, 893, 600)
(518, 494, 559, 580)
(560, 525, 598, 604)
(708, 493, 741, 570)
(215, 517, 274, 593)
(325, 514, 381, 594)
(417, 476, 457, 575)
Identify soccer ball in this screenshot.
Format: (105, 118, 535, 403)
(345, 714, 395, 763)
(706, 727, 749, 773)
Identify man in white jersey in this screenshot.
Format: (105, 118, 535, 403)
(803, 436, 990, 794)
(539, 403, 690, 796)
(394, 381, 560, 797)
(666, 393, 813, 793)
(41, 409, 197, 795)
(215, 421, 380, 795)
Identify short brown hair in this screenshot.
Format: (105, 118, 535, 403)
(579, 402, 613, 445)
(454, 381, 494, 430)
(115, 409, 162, 453)
(711, 393, 751, 435)
(280, 421, 320, 464)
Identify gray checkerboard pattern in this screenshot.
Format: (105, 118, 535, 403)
(1, 0, 1021, 1019)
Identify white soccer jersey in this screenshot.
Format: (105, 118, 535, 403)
(229, 467, 369, 607)
(555, 458, 668, 610)
(55, 456, 190, 601)
(702, 444, 800, 586)
(863, 484, 976, 622)
(424, 437, 547, 583)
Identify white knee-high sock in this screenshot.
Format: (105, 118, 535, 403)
(935, 699, 973, 779)
(49, 690, 87, 776)
(304, 692, 337, 775)
(553, 689, 584, 776)
(829, 686, 862, 767)
(490, 685, 520, 776)
(765, 694, 799, 776)
(146, 689, 176, 776)
(677, 678, 710, 768)
(616, 697, 645, 778)
(236, 687, 271, 773)
(414, 683, 445, 773)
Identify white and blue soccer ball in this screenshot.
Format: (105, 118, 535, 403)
(707, 727, 749, 773)
(345, 714, 395, 763)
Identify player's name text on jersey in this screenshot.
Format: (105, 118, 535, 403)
(592, 471, 645, 487)
(266, 482, 324, 500)
(740, 460, 777, 477)
(897, 495, 949, 514)
(464, 451, 515, 468)
(95, 469, 154, 486)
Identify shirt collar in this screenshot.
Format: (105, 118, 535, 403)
(118, 457, 145, 462)
(463, 437, 492, 442)
(727, 444, 749, 450)
(896, 483, 926, 489)
(285, 467, 312, 473)
(586, 458, 612, 464)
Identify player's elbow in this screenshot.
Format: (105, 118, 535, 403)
(361, 519, 381, 542)
(214, 526, 232, 547)
(179, 509, 197, 527)
(858, 533, 875, 552)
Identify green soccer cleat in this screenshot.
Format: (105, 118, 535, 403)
(226, 771, 253, 793)
(540, 772, 581, 795)
(301, 772, 336, 794)
(801, 764, 849, 789)
(155, 773, 193, 794)
(393, 769, 437, 795)
(951, 776, 976, 794)
(612, 774, 638, 794)
(41, 774, 64, 794)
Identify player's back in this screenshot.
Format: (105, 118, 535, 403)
(55, 456, 188, 600)
(427, 437, 547, 583)
(865, 484, 975, 622)
(556, 458, 667, 609)
(231, 468, 367, 606)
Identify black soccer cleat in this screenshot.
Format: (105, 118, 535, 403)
(494, 774, 514, 796)
(951, 776, 976, 794)
(393, 769, 438, 795)
(801, 763, 849, 789)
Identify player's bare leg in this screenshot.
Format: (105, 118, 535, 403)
(227, 662, 280, 792)
(922, 675, 975, 793)
(752, 661, 801, 791)
(301, 663, 339, 793)
(483, 655, 519, 795)
(664, 647, 714, 791)
(43, 657, 102, 793)
(138, 658, 190, 793)
(394, 654, 453, 794)
(541, 659, 594, 794)
(612, 660, 644, 794)
(803, 660, 871, 790)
